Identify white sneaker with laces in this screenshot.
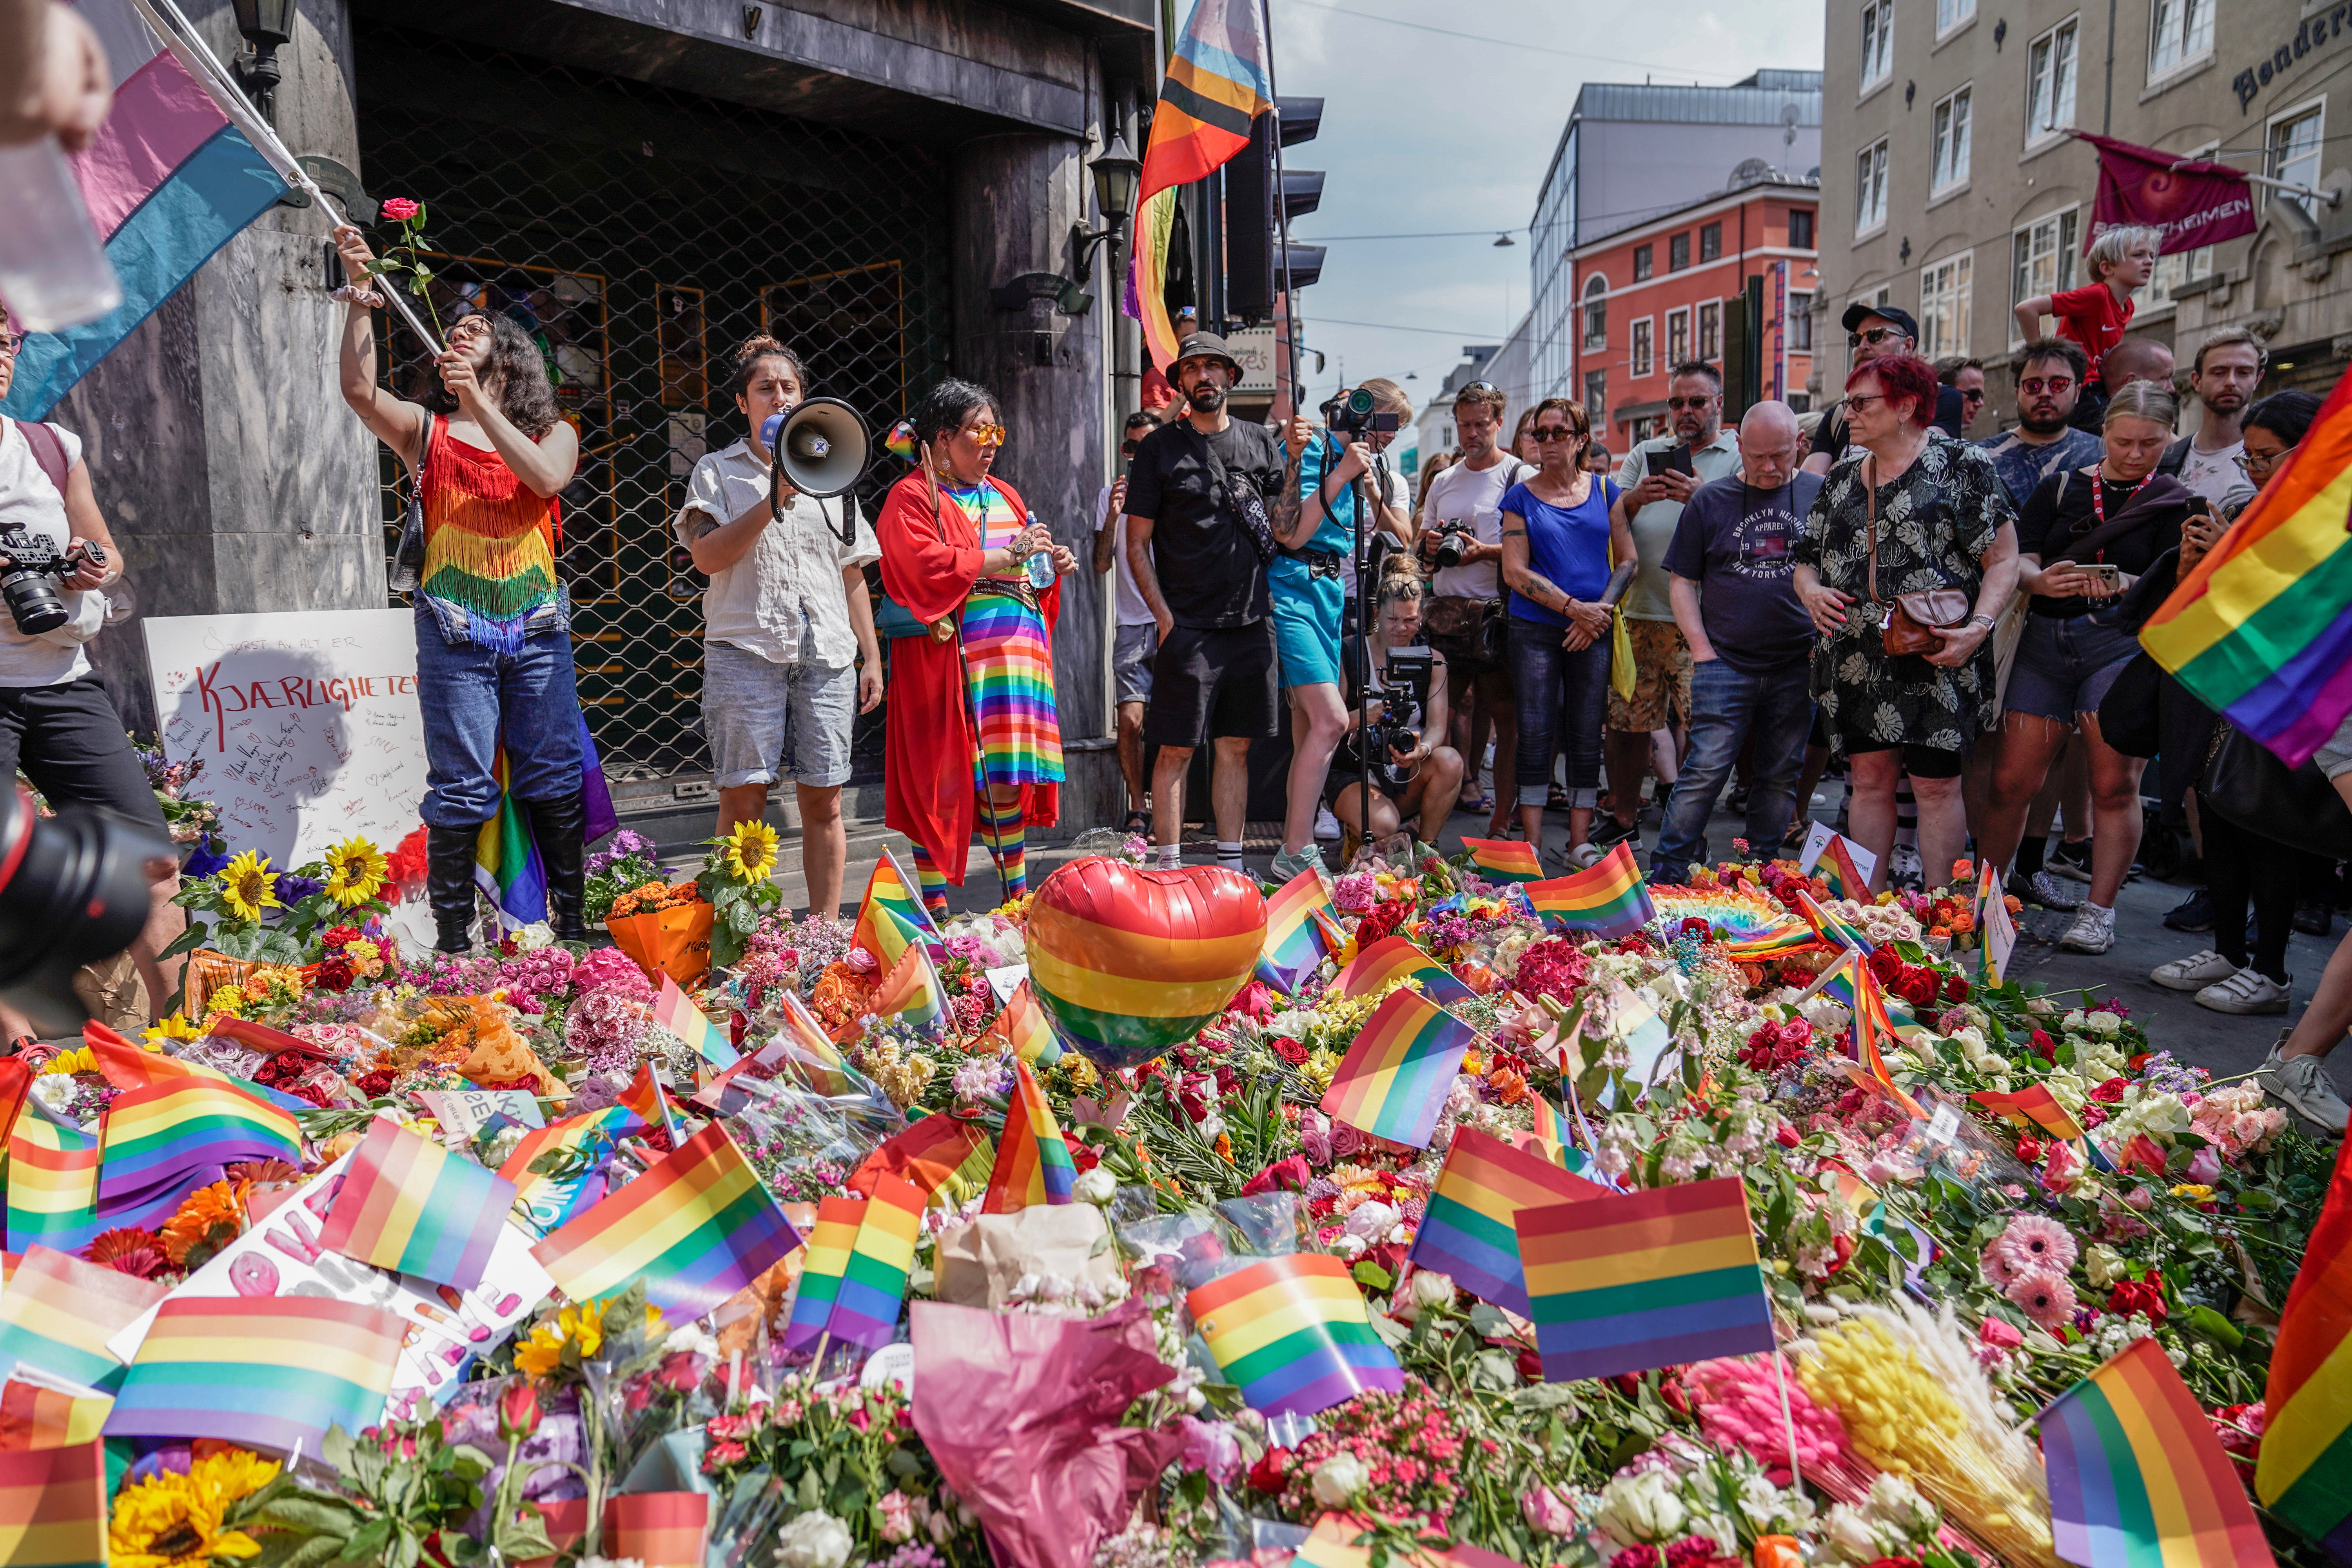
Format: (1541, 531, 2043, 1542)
(2057, 902, 2116, 954)
(1314, 806, 1341, 842)
(2196, 967, 2291, 1016)
(2151, 949, 2240, 991)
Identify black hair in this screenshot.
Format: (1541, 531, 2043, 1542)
(428, 309, 561, 438)
(911, 377, 999, 449)
(728, 334, 807, 404)
(2243, 390, 2324, 449)
(1123, 409, 1162, 434)
(1666, 360, 1722, 390)
(2014, 337, 2089, 383)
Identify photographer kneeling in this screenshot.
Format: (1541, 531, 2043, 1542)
(1326, 570, 1463, 855)
(0, 326, 179, 1039)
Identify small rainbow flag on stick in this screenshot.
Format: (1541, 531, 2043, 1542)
(856, 901, 932, 978)
(846, 1112, 996, 1210)
(1330, 936, 1473, 1007)
(826, 1175, 926, 1350)
(604, 1492, 711, 1568)
(103, 1296, 408, 1454)
(1258, 867, 1342, 991)
(1408, 1128, 1606, 1314)
(1971, 1083, 2088, 1142)
(0, 1439, 107, 1568)
(0, 1377, 112, 1454)
(982, 980, 1062, 1068)
(870, 935, 950, 1037)
(318, 1117, 518, 1292)
(1525, 844, 1654, 939)
(980, 1059, 1077, 1213)
(653, 974, 738, 1070)
(853, 851, 939, 955)
(1517, 1176, 1774, 1382)
(1320, 987, 1477, 1149)
(498, 1103, 640, 1232)
(1848, 962, 1927, 1120)
(1186, 1253, 1405, 1417)
(0, 1247, 168, 1395)
(2258, 1125, 2352, 1551)
(780, 1195, 864, 1355)
(615, 1060, 677, 1141)
(1461, 837, 1544, 884)
(531, 1122, 802, 1319)
(2040, 1337, 2276, 1567)
(1793, 887, 1876, 955)
(95, 1077, 301, 1204)
(4, 1109, 191, 1254)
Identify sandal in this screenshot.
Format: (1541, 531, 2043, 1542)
(1455, 790, 1490, 815)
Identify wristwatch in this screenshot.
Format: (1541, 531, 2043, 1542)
(1968, 614, 1997, 630)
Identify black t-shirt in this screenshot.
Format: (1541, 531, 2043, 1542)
(1662, 471, 1823, 674)
(1123, 418, 1283, 628)
(2015, 467, 2183, 618)
(1811, 386, 1966, 460)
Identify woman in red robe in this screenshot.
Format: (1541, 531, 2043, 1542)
(876, 379, 1079, 915)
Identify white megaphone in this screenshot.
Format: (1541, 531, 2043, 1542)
(760, 396, 871, 499)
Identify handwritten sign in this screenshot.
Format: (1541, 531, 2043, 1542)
(143, 610, 428, 867)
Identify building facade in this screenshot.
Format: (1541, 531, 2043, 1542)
(1530, 71, 1824, 403)
(1567, 181, 1821, 446)
(1817, 0, 2352, 430)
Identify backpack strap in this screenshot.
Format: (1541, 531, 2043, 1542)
(11, 418, 69, 496)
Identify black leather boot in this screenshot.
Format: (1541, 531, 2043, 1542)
(426, 824, 482, 953)
(521, 790, 588, 942)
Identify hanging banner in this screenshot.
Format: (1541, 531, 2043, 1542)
(2075, 131, 2258, 255)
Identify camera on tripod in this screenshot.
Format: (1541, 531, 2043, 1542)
(0, 525, 102, 637)
(1363, 644, 1434, 785)
(1323, 386, 1399, 439)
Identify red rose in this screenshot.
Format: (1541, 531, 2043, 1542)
(1240, 1155, 1310, 1196)
(356, 1069, 397, 1098)
(2107, 1278, 2168, 1322)
(1869, 948, 1903, 982)
(2030, 1028, 2056, 1062)
(2090, 1077, 2129, 1104)
(1895, 970, 1939, 1008)
(1941, 973, 1969, 1002)
(1271, 1036, 1308, 1065)
(379, 196, 420, 221)
(1245, 1445, 1290, 1494)
(1774, 1122, 1801, 1148)
(2016, 1137, 2045, 1164)
(498, 1382, 543, 1440)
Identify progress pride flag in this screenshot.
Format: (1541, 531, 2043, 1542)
(2078, 131, 2258, 255)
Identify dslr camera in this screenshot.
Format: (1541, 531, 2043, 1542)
(1323, 386, 1399, 438)
(0, 784, 173, 1036)
(0, 525, 102, 637)
(1427, 520, 1475, 571)
(1363, 644, 1435, 786)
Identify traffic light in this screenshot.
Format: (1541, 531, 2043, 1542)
(1227, 96, 1323, 322)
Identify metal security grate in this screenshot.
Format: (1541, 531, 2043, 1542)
(354, 21, 953, 784)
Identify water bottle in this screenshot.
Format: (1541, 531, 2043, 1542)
(1025, 546, 1057, 591)
(0, 137, 121, 333)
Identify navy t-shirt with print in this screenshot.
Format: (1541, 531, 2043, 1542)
(1662, 470, 1823, 674)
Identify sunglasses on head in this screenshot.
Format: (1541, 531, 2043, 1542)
(1847, 325, 1905, 348)
(2019, 375, 2074, 396)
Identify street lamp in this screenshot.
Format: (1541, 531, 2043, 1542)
(232, 0, 296, 125)
(1070, 131, 1142, 281)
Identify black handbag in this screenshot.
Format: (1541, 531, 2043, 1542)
(389, 409, 435, 594)
(2200, 723, 2352, 861)
(2094, 652, 2164, 760)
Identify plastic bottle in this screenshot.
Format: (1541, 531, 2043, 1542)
(0, 137, 122, 333)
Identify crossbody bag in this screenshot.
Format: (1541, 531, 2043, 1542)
(1862, 453, 1972, 657)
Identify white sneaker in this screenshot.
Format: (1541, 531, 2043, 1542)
(2057, 903, 2116, 954)
(2196, 967, 2292, 1016)
(2151, 949, 2240, 992)
(2257, 1038, 2349, 1139)
(1314, 806, 1341, 842)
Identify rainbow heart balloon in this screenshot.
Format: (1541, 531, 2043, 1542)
(1024, 858, 1267, 1069)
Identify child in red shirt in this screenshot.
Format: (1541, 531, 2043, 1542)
(2014, 224, 2159, 426)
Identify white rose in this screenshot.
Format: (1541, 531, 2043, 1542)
(775, 1511, 853, 1568)
(2062, 1010, 2088, 1032)
(1822, 1503, 1884, 1562)
(1408, 1269, 1456, 1310)
(1072, 1167, 1118, 1205)
(1863, 1473, 1935, 1535)
(513, 922, 555, 952)
(1595, 1469, 1686, 1545)
(1310, 1451, 1368, 1506)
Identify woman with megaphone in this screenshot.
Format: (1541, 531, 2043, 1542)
(876, 379, 1077, 916)
(675, 335, 884, 922)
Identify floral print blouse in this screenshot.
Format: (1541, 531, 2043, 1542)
(1793, 434, 2016, 755)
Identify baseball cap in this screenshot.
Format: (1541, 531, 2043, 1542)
(1840, 302, 1921, 340)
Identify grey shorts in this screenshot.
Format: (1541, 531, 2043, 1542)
(1114, 623, 1158, 706)
(2004, 613, 2141, 724)
(2313, 712, 2352, 779)
(702, 641, 857, 790)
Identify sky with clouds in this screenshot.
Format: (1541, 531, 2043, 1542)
(1266, 0, 1826, 424)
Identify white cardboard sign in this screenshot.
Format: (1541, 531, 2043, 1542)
(142, 609, 428, 867)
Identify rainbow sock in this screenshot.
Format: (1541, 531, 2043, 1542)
(907, 844, 951, 916)
(982, 797, 1027, 898)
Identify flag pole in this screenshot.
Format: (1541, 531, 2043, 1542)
(1256, 0, 1302, 415)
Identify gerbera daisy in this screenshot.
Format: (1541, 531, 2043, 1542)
(321, 835, 390, 908)
(1995, 1212, 2078, 1273)
(158, 1179, 250, 1267)
(216, 850, 279, 923)
(723, 818, 781, 883)
(83, 1227, 169, 1279)
(2005, 1268, 2079, 1332)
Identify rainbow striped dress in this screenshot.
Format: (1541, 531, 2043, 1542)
(944, 482, 1063, 789)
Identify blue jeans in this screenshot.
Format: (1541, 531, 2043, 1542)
(1508, 616, 1608, 810)
(1651, 657, 1814, 883)
(414, 609, 585, 825)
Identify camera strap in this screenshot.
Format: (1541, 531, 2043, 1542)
(9, 420, 69, 497)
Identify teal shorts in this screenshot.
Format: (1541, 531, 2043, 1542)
(1269, 557, 1344, 689)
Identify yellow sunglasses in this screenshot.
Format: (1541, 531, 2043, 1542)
(962, 423, 1008, 446)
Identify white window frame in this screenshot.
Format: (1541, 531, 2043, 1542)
(1666, 306, 1691, 365)
(1917, 250, 1973, 358)
(1631, 316, 1655, 379)
(1789, 292, 1815, 351)
(1930, 85, 1973, 193)
(2268, 98, 2327, 219)
(1936, 0, 1976, 38)
(1582, 274, 1609, 351)
(1697, 299, 1723, 361)
(1583, 369, 1608, 426)
(2026, 18, 2080, 147)
(1860, 0, 1894, 91)
(1855, 137, 1890, 236)
(2147, 0, 2213, 84)
(2010, 205, 2080, 345)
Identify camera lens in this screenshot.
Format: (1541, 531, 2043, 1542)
(0, 568, 68, 636)
(0, 786, 171, 1037)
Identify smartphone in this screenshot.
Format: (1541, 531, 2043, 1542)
(1661, 444, 1696, 477)
(2078, 563, 2122, 591)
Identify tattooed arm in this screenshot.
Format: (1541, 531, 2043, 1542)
(1501, 511, 1611, 651)
(1269, 419, 1312, 549)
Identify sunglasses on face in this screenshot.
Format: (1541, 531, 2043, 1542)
(1532, 427, 1582, 442)
(963, 424, 1007, 446)
(2019, 375, 2074, 396)
(1847, 326, 1905, 349)
(1665, 395, 1715, 411)
(1960, 389, 1985, 403)
(1122, 441, 1142, 457)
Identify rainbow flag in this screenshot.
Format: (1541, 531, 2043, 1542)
(0, 1378, 112, 1454)
(1258, 867, 1341, 991)
(1847, 962, 1927, 1120)
(2040, 1337, 2275, 1566)
(1531, 1095, 1577, 1166)
(780, 1195, 863, 1355)
(1817, 836, 1869, 900)
(0, 1440, 106, 1568)
(776, 993, 860, 1093)
(615, 1061, 677, 1142)
(846, 1112, 996, 1210)
(2143, 364, 2352, 765)
(853, 853, 938, 962)
(1408, 1128, 1605, 1314)
(498, 1103, 642, 1234)
(530, 1122, 802, 1318)
(316, 1118, 517, 1292)
(1971, 1083, 2088, 1142)
(472, 722, 619, 931)
(0, 1061, 31, 1150)
(1026, 860, 1268, 1064)
(1517, 1176, 1773, 1382)
(983, 980, 1062, 1069)
(653, 974, 738, 1070)
(1461, 837, 1544, 884)
(103, 1295, 407, 1453)
(826, 1175, 926, 1350)
(2259, 1125, 2352, 1550)
(856, 901, 931, 978)
(604, 1491, 710, 1568)
(1321, 988, 1477, 1148)
(82, 1021, 309, 1115)
(870, 935, 949, 1037)
(95, 1076, 301, 1204)
(1330, 936, 1474, 1007)
(0, 1247, 167, 1395)
(980, 1058, 1077, 1213)
(1131, 0, 1272, 370)
(3, 1109, 191, 1255)
(1525, 844, 1653, 938)
(1185, 1253, 1404, 1417)
(1793, 887, 1876, 955)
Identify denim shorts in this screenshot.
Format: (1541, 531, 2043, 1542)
(2004, 612, 2141, 723)
(1113, 623, 1158, 705)
(703, 641, 857, 789)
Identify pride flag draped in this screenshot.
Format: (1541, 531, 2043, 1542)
(1330, 936, 1474, 1007)
(104, 1296, 407, 1454)
(317, 1118, 518, 1292)
(780, 1196, 862, 1355)
(1130, 0, 1273, 371)
(982, 980, 1062, 1068)
(1320, 987, 1477, 1149)
(0, 1247, 167, 1396)
(1407, 1128, 1605, 1315)
(2259, 1125, 2352, 1551)
(1258, 867, 1343, 992)
(530, 1122, 802, 1318)
(1525, 844, 1653, 939)
(0, 1377, 113, 1454)
(1517, 1176, 1774, 1382)
(1971, 1083, 2088, 1142)
(870, 934, 950, 1037)
(653, 975, 738, 1071)
(980, 1059, 1077, 1212)
(1461, 837, 1544, 884)
(474, 720, 621, 930)
(846, 1112, 996, 1209)
(1847, 962, 1927, 1120)
(0, 1440, 107, 1568)
(3, 1107, 190, 1255)
(2040, 1338, 2275, 1567)
(1186, 1253, 1405, 1417)
(95, 1076, 301, 1203)
(2143, 364, 2352, 765)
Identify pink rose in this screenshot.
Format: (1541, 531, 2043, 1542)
(379, 196, 420, 222)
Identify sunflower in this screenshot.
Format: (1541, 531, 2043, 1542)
(512, 1296, 665, 1379)
(724, 818, 780, 884)
(321, 835, 389, 908)
(108, 1448, 277, 1568)
(38, 1044, 95, 1076)
(216, 850, 279, 923)
(143, 1014, 203, 1046)
(158, 1179, 250, 1267)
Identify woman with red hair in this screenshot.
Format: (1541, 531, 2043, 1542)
(1792, 354, 2020, 891)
